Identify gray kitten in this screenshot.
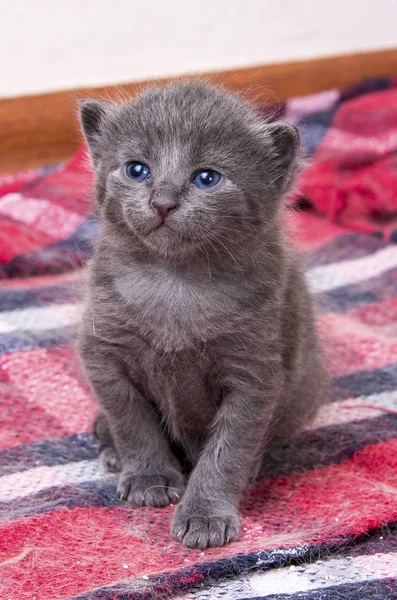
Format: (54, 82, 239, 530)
(78, 81, 328, 550)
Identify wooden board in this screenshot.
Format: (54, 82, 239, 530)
(1, 47, 397, 173)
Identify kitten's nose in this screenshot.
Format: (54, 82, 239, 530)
(151, 197, 179, 220)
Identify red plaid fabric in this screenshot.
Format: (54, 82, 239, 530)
(1, 78, 397, 599)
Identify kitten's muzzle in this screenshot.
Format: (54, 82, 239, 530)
(150, 196, 179, 223)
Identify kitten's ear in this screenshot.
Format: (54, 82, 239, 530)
(267, 122, 300, 170)
(78, 99, 114, 165)
(257, 121, 301, 192)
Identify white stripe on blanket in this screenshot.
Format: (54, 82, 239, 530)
(185, 552, 397, 599)
(308, 389, 397, 429)
(0, 302, 82, 334)
(307, 245, 397, 293)
(0, 459, 115, 503)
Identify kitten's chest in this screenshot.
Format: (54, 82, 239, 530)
(113, 263, 238, 350)
(145, 349, 217, 450)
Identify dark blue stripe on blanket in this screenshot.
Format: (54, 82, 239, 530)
(0, 433, 99, 476)
(334, 364, 397, 399)
(0, 280, 81, 312)
(0, 480, 121, 523)
(0, 325, 75, 355)
(303, 232, 389, 268)
(259, 413, 397, 480)
(298, 108, 337, 157)
(316, 266, 397, 314)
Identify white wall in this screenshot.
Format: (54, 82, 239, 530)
(2, 0, 397, 98)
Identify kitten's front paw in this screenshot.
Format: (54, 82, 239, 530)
(171, 503, 240, 549)
(117, 469, 185, 507)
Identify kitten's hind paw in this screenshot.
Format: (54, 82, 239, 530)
(100, 446, 122, 473)
(117, 470, 185, 507)
(171, 504, 240, 549)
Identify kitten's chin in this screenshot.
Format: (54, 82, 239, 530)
(123, 215, 206, 260)
(134, 224, 198, 259)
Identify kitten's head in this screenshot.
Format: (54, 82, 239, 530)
(79, 81, 300, 259)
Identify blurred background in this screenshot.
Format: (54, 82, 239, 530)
(1, 0, 397, 98)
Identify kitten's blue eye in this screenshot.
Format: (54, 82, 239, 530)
(125, 161, 150, 181)
(193, 170, 221, 189)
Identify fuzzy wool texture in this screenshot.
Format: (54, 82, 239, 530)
(0, 77, 397, 599)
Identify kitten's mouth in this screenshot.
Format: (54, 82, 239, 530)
(145, 220, 177, 241)
(149, 214, 175, 232)
(154, 221, 169, 229)
(151, 221, 171, 233)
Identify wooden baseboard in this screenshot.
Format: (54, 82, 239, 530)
(1, 47, 397, 174)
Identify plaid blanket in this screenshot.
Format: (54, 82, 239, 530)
(294, 76, 397, 236)
(1, 78, 397, 599)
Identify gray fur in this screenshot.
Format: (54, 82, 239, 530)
(78, 81, 328, 549)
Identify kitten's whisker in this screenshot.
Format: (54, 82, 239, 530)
(204, 237, 227, 267)
(205, 232, 249, 271)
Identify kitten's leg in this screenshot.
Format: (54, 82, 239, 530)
(93, 413, 122, 473)
(171, 356, 281, 549)
(81, 342, 185, 507)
